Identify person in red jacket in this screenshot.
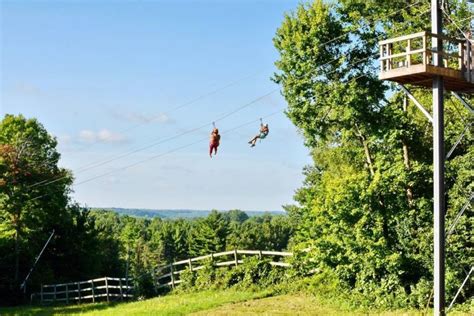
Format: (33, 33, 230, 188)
(209, 128, 220, 158)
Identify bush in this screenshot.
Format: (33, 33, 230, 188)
(174, 255, 289, 292)
(194, 259, 216, 289)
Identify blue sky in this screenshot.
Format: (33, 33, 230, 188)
(1, 0, 311, 211)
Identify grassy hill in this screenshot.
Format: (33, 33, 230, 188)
(1, 290, 471, 316)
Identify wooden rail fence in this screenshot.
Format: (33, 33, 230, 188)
(32, 277, 133, 304)
(154, 249, 292, 289)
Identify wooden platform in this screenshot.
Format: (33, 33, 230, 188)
(379, 31, 474, 92)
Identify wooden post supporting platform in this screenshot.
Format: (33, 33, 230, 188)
(432, 1, 445, 315)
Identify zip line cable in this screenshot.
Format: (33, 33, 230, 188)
(28, 89, 278, 189)
(315, 0, 425, 48)
(29, 73, 369, 202)
(30, 52, 377, 192)
(30, 110, 285, 201)
(26, 1, 426, 192)
(442, 9, 473, 40)
(28, 47, 392, 193)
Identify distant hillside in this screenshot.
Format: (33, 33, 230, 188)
(91, 207, 286, 219)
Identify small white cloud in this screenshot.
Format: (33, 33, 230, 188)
(12, 82, 44, 97)
(57, 134, 73, 145)
(79, 130, 97, 143)
(111, 109, 175, 125)
(97, 129, 126, 142)
(78, 129, 127, 144)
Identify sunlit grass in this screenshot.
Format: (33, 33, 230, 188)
(0, 289, 270, 316)
(1, 290, 471, 316)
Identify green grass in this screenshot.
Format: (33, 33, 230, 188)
(191, 293, 472, 316)
(0, 289, 271, 316)
(1, 290, 471, 316)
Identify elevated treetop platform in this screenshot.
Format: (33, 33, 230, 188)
(379, 31, 474, 92)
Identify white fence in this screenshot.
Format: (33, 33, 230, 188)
(32, 277, 133, 304)
(154, 249, 292, 289)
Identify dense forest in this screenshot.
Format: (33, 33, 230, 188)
(1, 0, 472, 310)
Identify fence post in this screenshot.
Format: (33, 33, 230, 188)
(65, 284, 69, 304)
(467, 40, 472, 82)
(119, 278, 124, 300)
(234, 249, 238, 266)
(152, 268, 158, 294)
(423, 33, 427, 65)
(170, 265, 175, 289)
(105, 277, 109, 303)
(40, 284, 43, 304)
(91, 280, 95, 303)
(407, 39, 412, 67)
(258, 250, 262, 260)
(53, 285, 57, 303)
(188, 258, 192, 271)
(77, 282, 81, 304)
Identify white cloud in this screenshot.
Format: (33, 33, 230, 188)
(79, 130, 97, 143)
(12, 82, 44, 97)
(57, 134, 73, 145)
(78, 129, 127, 144)
(111, 109, 175, 125)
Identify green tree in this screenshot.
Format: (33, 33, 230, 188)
(189, 210, 229, 256)
(273, 0, 472, 307)
(0, 115, 72, 293)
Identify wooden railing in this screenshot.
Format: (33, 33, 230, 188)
(32, 277, 133, 304)
(154, 249, 292, 289)
(379, 31, 473, 81)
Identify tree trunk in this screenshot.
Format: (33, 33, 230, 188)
(14, 220, 20, 283)
(402, 96, 414, 206)
(355, 123, 375, 177)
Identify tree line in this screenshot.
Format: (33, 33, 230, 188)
(0, 116, 292, 304)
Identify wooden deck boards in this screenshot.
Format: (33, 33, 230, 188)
(380, 64, 474, 92)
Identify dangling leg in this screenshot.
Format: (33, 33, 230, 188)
(214, 145, 218, 155)
(250, 135, 259, 147)
(249, 135, 258, 146)
(209, 143, 213, 158)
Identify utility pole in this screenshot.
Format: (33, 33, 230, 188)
(431, 0, 445, 315)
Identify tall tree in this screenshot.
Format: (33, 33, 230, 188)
(0, 115, 72, 289)
(273, 0, 472, 307)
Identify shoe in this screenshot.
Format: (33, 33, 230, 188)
(250, 144, 255, 147)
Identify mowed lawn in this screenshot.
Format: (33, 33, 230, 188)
(1, 290, 471, 316)
(191, 294, 472, 316)
(0, 290, 270, 316)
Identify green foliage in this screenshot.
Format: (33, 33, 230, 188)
(0, 115, 107, 304)
(273, 0, 473, 309)
(177, 256, 287, 294)
(195, 259, 217, 289)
